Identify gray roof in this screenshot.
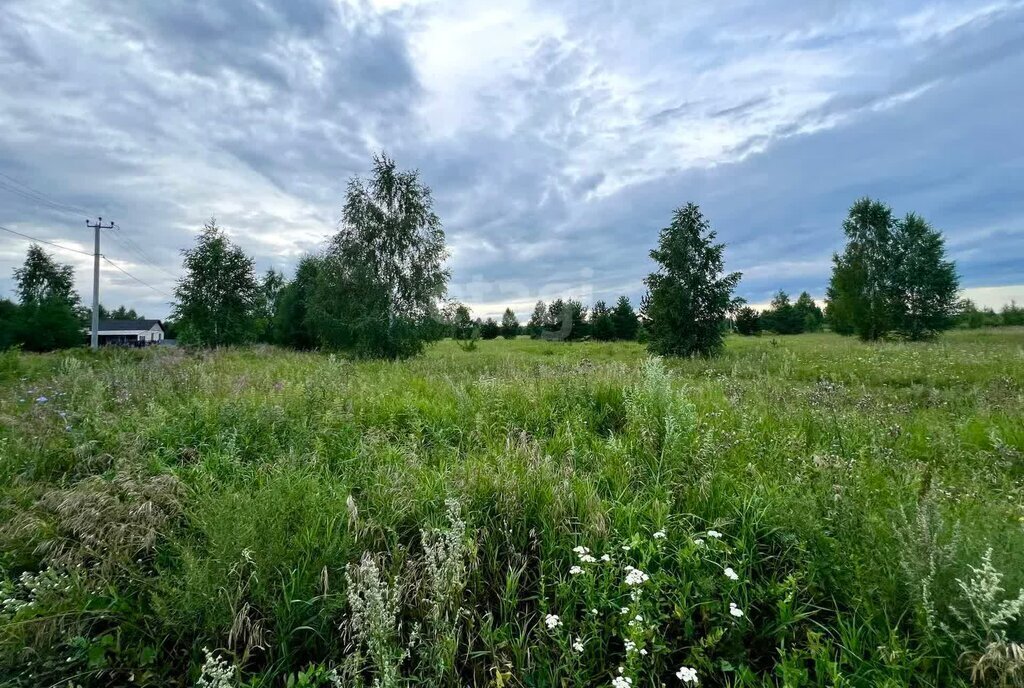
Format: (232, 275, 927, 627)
(97, 319, 163, 331)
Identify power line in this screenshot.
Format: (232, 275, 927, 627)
(0, 175, 91, 216)
(0, 223, 94, 257)
(101, 255, 172, 298)
(107, 224, 179, 280)
(0, 222, 172, 300)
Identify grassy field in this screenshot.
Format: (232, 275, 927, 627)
(1, 330, 1022, 687)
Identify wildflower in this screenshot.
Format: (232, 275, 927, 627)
(590, 608, 598, 615)
(570, 565, 583, 575)
(621, 545, 631, 551)
(601, 553, 611, 562)
(35, 396, 48, 404)
(624, 565, 649, 586)
(653, 530, 667, 539)
(707, 530, 722, 539)
(624, 639, 637, 653)
(724, 567, 739, 581)
(676, 666, 699, 684)
(693, 538, 705, 546)
(573, 546, 590, 556)
(544, 613, 562, 629)
(612, 675, 633, 688)
(640, 648, 648, 656)
(620, 607, 629, 614)
(572, 637, 585, 653)
(729, 602, 744, 618)
(579, 553, 597, 563)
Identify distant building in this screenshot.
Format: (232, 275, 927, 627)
(85, 319, 165, 346)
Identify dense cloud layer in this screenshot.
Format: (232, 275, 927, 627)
(1, 0, 1021, 318)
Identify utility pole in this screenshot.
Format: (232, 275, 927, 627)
(85, 217, 114, 350)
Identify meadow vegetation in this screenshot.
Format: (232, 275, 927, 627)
(2, 330, 1023, 686)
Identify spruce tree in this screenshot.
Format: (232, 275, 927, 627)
(611, 295, 639, 340)
(793, 292, 824, 332)
(589, 300, 615, 341)
(642, 203, 741, 357)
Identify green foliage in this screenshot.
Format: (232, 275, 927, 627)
(889, 213, 960, 340)
(0, 298, 21, 350)
(642, 203, 741, 357)
(611, 295, 640, 341)
(827, 199, 959, 341)
(480, 317, 500, 340)
(172, 220, 260, 347)
(500, 308, 519, 339)
(760, 291, 805, 335)
(6, 244, 82, 352)
(274, 255, 323, 349)
(793, 292, 824, 332)
(307, 153, 448, 359)
(528, 300, 546, 338)
(589, 300, 615, 341)
(1, 332, 1022, 687)
(13, 244, 79, 307)
(734, 306, 761, 336)
(827, 198, 895, 341)
(254, 268, 285, 343)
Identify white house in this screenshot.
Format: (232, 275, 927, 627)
(86, 319, 165, 346)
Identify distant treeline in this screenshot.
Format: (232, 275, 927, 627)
(2, 151, 1004, 357)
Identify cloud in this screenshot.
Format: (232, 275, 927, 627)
(0, 0, 1021, 322)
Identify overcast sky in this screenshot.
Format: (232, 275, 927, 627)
(1, 0, 1022, 319)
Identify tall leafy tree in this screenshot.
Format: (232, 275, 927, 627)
(274, 255, 322, 349)
(760, 291, 804, 334)
(793, 292, 824, 332)
(889, 213, 959, 340)
(826, 198, 896, 341)
(480, 317, 500, 340)
(0, 299, 17, 350)
(172, 220, 260, 347)
(500, 308, 519, 339)
(611, 295, 639, 341)
(545, 299, 566, 331)
(642, 203, 741, 357)
(255, 268, 286, 342)
(589, 300, 615, 341)
(310, 153, 448, 359)
(527, 301, 546, 338)
(10, 245, 82, 351)
(734, 306, 761, 336)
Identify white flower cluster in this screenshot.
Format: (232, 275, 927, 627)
(573, 545, 597, 564)
(195, 648, 235, 688)
(623, 565, 650, 587)
(653, 530, 667, 540)
(676, 665, 699, 684)
(544, 613, 561, 629)
(1, 567, 72, 616)
(707, 530, 723, 539)
(724, 567, 739, 581)
(572, 636, 585, 653)
(569, 565, 583, 575)
(729, 602, 744, 618)
(612, 667, 633, 687)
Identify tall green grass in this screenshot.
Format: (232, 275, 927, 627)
(1, 330, 1023, 686)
